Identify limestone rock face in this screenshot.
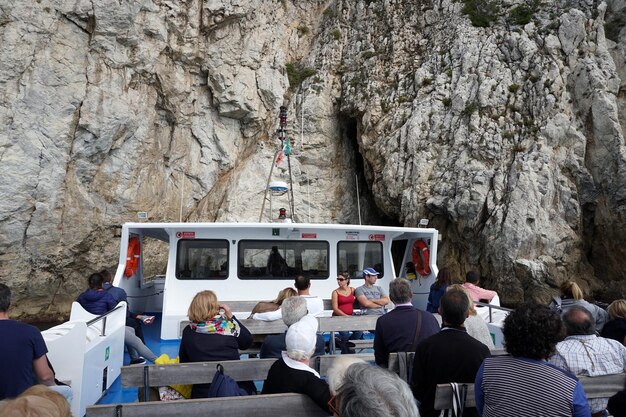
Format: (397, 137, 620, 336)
(0, 0, 625, 320)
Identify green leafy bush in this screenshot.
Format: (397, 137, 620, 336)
(297, 25, 310, 36)
(323, 7, 337, 18)
(361, 51, 377, 59)
(462, 0, 500, 27)
(285, 63, 317, 90)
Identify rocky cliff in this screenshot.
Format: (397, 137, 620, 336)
(1, 0, 625, 320)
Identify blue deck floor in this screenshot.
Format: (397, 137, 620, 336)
(98, 313, 180, 405)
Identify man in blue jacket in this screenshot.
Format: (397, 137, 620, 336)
(374, 278, 439, 367)
(76, 272, 117, 314)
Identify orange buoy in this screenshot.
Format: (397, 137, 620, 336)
(124, 236, 141, 277)
(412, 239, 431, 277)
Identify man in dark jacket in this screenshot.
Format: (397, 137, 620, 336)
(411, 287, 491, 417)
(374, 278, 440, 367)
(76, 272, 117, 314)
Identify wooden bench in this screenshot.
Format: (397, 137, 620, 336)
(86, 393, 328, 417)
(120, 354, 376, 403)
(433, 373, 626, 411)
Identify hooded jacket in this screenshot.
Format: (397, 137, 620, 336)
(76, 289, 117, 315)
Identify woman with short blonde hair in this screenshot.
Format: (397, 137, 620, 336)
(179, 290, 255, 397)
(601, 299, 626, 346)
(187, 290, 219, 322)
(19, 385, 70, 417)
(550, 281, 609, 333)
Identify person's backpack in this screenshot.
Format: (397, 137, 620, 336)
(207, 364, 249, 398)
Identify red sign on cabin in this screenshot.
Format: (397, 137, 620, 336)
(175, 231, 196, 239)
(368, 234, 385, 241)
(301, 233, 317, 238)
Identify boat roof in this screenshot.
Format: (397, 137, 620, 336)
(122, 222, 439, 241)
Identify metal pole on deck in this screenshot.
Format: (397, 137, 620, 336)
(356, 174, 362, 225)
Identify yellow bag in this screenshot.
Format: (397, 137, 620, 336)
(155, 354, 192, 399)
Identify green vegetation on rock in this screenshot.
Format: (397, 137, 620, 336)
(285, 63, 317, 90)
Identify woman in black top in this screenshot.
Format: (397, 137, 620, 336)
(262, 315, 331, 413)
(179, 290, 254, 398)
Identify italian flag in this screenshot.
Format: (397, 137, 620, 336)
(275, 139, 291, 166)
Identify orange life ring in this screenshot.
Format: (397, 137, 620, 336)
(412, 239, 431, 277)
(124, 236, 141, 277)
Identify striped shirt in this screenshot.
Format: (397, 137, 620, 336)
(549, 334, 626, 413)
(475, 356, 590, 417)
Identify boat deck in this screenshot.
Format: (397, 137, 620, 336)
(98, 313, 180, 405)
(97, 313, 374, 406)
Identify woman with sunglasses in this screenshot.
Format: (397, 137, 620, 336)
(331, 272, 362, 353)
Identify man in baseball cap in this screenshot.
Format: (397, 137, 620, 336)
(355, 267, 389, 315)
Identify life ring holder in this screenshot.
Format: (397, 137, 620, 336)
(124, 235, 141, 277)
(411, 239, 431, 277)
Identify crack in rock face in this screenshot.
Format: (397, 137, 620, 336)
(1, 0, 625, 320)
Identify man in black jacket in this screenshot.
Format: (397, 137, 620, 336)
(411, 287, 491, 417)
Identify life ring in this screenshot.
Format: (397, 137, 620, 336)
(412, 239, 431, 277)
(124, 236, 141, 277)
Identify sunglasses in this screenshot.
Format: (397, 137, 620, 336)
(336, 278, 347, 281)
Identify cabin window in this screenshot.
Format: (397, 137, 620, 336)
(337, 241, 384, 280)
(175, 239, 229, 280)
(238, 240, 329, 279)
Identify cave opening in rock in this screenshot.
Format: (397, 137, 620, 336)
(340, 114, 401, 228)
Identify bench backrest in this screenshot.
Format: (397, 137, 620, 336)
(122, 353, 379, 389)
(179, 314, 380, 337)
(122, 358, 278, 387)
(86, 393, 328, 417)
(434, 373, 626, 411)
(221, 299, 334, 314)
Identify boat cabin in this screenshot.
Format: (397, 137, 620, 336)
(112, 222, 440, 340)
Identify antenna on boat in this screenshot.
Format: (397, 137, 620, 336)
(356, 174, 362, 225)
(259, 106, 297, 223)
(179, 170, 185, 222)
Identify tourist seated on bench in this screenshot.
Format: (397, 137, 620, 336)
(248, 287, 297, 317)
(179, 290, 255, 397)
(331, 362, 418, 417)
(475, 303, 590, 417)
(77, 272, 157, 364)
(0, 384, 71, 417)
(260, 297, 325, 359)
(262, 315, 331, 414)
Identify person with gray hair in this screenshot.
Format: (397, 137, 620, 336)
(374, 278, 439, 367)
(260, 296, 325, 358)
(549, 306, 626, 416)
(332, 362, 419, 417)
(262, 316, 331, 413)
(327, 356, 367, 394)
